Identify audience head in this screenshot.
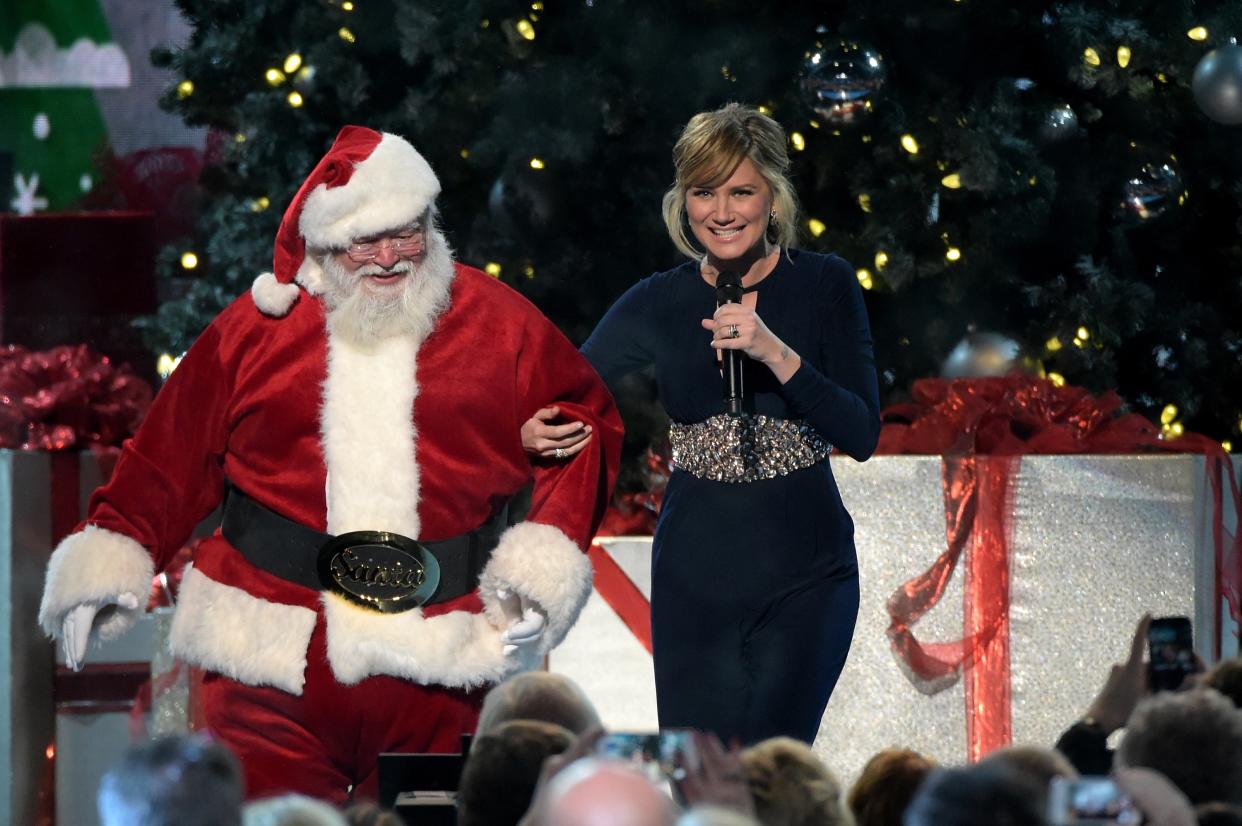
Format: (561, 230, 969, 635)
(1200, 658, 1242, 709)
(903, 763, 1047, 826)
(980, 745, 1077, 811)
(477, 671, 602, 735)
(741, 736, 851, 826)
(340, 802, 404, 826)
(97, 734, 243, 826)
(1117, 688, 1242, 805)
(847, 748, 935, 826)
(457, 719, 574, 826)
(1195, 803, 1242, 826)
(242, 794, 347, 826)
(677, 806, 761, 826)
(543, 757, 678, 826)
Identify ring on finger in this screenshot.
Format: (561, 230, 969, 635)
(729, 324, 740, 339)
(554, 447, 566, 459)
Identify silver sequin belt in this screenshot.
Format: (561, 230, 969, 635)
(668, 414, 833, 483)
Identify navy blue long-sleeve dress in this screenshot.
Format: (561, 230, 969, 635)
(581, 249, 880, 744)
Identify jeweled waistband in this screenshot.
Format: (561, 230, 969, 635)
(668, 414, 832, 483)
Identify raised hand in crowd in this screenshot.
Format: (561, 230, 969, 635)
(673, 731, 755, 817)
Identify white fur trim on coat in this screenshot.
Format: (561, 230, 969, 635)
(322, 593, 535, 687)
(478, 522, 593, 656)
(251, 271, 301, 317)
(299, 133, 441, 251)
(39, 525, 154, 641)
(321, 331, 421, 536)
(169, 566, 317, 695)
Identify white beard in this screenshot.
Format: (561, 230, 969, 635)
(318, 229, 455, 348)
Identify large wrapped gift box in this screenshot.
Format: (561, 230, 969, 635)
(551, 454, 1239, 781)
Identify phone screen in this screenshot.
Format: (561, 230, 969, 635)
(595, 730, 695, 781)
(1048, 776, 1141, 825)
(1147, 616, 1194, 692)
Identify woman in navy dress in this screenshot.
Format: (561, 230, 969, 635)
(523, 103, 880, 744)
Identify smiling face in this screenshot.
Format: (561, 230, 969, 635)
(331, 224, 428, 296)
(684, 157, 774, 264)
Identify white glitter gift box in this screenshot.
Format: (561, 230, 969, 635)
(552, 454, 1240, 782)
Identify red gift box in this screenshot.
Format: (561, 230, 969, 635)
(0, 212, 158, 383)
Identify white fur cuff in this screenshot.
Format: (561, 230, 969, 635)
(478, 522, 593, 656)
(169, 567, 317, 695)
(39, 526, 154, 641)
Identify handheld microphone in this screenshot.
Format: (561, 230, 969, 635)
(715, 270, 745, 416)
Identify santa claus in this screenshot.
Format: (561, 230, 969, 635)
(38, 126, 622, 802)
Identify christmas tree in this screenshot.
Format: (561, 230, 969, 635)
(0, 0, 131, 213)
(148, 0, 1242, 462)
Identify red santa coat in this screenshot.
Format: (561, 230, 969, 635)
(39, 263, 622, 695)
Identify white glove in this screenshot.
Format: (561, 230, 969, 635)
(497, 588, 548, 656)
(61, 592, 141, 671)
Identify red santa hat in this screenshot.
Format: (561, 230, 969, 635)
(251, 125, 442, 317)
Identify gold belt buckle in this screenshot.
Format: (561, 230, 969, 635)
(316, 531, 441, 613)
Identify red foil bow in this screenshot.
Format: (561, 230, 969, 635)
(0, 344, 152, 451)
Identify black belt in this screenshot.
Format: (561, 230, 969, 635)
(220, 483, 509, 613)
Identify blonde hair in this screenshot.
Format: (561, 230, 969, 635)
(742, 737, 853, 826)
(662, 103, 800, 259)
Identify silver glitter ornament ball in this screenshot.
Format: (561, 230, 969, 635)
(799, 40, 887, 125)
(1117, 153, 1185, 225)
(1038, 103, 1079, 143)
(1192, 44, 1242, 125)
(941, 332, 1043, 379)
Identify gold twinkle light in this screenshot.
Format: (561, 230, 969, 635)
(1160, 404, 1179, 425)
(1048, 372, 1066, 387)
(941, 173, 962, 189)
(485, 262, 502, 277)
(339, 27, 356, 43)
(342, 1, 355, 9)
(176, 79, 194, 98)
(1076, 325, 1090, 342)
(900, 134, 920, 155)
(287, 91, 304, 107)
(1188, 26, 1208, 41)
(807, 218, 826, 237)
(283, 53, 303, 73)
(945, 247, 962, 262)
(858, 193, 872, 213)
(790, 132, 806, 151)
(265, 68, 286, 86)
(516, 19, 535, 40)
(180, 252, 199, 270)
(156, 353, 184, 380)
(1117, 46, 1132, 68)
(529, 157, 545, 170)
(856, 269, 874, 290)
(1046, 336, 1063, 352)
(1083, 47, 1101, 67)
(874, 251, 889, 270)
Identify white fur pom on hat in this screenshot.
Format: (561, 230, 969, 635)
(251, 126, 442, 317)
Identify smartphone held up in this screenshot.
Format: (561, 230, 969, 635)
(1147, 616, 1194, 692)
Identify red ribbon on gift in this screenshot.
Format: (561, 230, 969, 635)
(878, 375, 1241, 761)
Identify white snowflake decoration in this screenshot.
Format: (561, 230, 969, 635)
(11, 173, 49, 215)
(32, 112, 50, 140)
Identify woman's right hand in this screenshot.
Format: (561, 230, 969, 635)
(521, 405, 593, 459)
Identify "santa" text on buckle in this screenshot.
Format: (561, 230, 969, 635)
(316, 531, 441, 613)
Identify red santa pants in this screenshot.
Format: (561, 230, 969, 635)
(198, 616, 483, 804)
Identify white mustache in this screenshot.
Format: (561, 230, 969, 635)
(355, 259, 417, 278)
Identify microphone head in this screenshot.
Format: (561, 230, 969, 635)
(715, 269, 744, 303)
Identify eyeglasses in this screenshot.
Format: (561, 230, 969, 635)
(345, 227, 425, 262)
